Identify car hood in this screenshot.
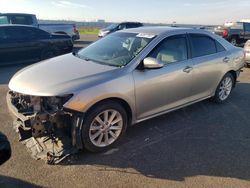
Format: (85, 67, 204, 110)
(9, 53, 118, 96)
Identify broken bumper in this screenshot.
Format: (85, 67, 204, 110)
(6, 91, 82, 164)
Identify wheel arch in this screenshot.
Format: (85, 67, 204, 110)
(227, 70, 237, 87)
(84, 97, 133, 126)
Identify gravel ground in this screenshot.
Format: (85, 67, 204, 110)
(0, 34, 250, 188)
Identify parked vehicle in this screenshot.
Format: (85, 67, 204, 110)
(7, 27, 245, 163)
(98, 22, 143, 37)
(214, 22, 250, 46)
(0, 25, 73, 65)
(244, 40, 250, 67)
(0, 13, 80, 40)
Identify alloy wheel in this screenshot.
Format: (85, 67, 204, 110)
(219, 76, 233, 101)
(89, 110, 123, 147)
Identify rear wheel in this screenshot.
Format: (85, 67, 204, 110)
(81, 101, 128, 152)
(230, 38, 237, 46)
(212, 73, 234, 103)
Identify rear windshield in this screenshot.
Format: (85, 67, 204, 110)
(0, 15, 33, 25)
(10, 15, 33, 25)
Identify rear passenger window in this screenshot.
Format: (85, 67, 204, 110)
(148, 35, 188, 64)
(216, 41, 226, 52)
(5, 27, 30, 39)
(190, 34, 217, 58)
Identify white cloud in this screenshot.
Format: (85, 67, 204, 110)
(51, 0, 89, 9)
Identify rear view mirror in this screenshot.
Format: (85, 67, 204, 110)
(143, 57, 164, 69)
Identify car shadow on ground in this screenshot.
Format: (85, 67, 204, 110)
(0, 175, 42, 188)
(63, 82, 250, 181)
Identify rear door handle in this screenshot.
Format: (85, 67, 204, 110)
(223, 57, 230, 63)
(183, 66, 193, 73)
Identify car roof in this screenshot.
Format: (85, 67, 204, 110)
(0, 24, 35, 28)
(0, 13, 35, 16)
(0, 25, 48, 33)
(120, 22, 142, 24)
(119, 26, 192, 35)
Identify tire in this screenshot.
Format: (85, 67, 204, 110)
(230, 38, 238, 46)
(81, 101, 128, 152)
(212, 73, 235, 104)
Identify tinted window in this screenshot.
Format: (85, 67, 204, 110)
(216, 41, 226, 52)
(0, 16, 9, 24)
(127, 23, 141, 28)
(10, 15, 33, 25)
(126, 23, 135, 28)
(26, 27, 49, 37)
(190, 34, 217, 58)
(148, 35, 188, 64)
(244, 23, 250, 32)
(231, 22, 243, 29)
(4, 27, 30, 39)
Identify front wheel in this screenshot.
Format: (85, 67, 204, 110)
(81, 101, 128, 152)
(212, 73, 234, 103)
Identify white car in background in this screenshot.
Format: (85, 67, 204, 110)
(244, 40, 250, 67)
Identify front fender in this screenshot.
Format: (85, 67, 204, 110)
(63, 73, 136, 123)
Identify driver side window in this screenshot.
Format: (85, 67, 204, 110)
(148, 35, 188, 64)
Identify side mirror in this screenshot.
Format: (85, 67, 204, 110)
(143, 57, 164, 69)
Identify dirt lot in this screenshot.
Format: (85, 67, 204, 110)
(1, 35, 250, 188)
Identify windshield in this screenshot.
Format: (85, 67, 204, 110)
(105, 23, 119, 30)
(77, 32, 155, 67)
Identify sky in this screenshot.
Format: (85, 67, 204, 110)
(1, 0, 250, 25)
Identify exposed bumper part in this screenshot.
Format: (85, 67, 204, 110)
(6, 91, 81, 164)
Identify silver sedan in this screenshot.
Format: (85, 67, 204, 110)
(7, 27, 245, 163)
(244, 40, 250, 67)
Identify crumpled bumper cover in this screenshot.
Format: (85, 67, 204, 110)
(6, 91, 79, 164)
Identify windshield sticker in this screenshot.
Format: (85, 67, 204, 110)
(136, 33, 155, 39)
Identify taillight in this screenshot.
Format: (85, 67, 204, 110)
(222, 29, 229, 38)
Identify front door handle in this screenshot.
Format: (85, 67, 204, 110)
(183, 66, 193, 73)
(223, 57, 230, 63)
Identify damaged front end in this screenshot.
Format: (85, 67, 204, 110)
(6, 91, 83, 164)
